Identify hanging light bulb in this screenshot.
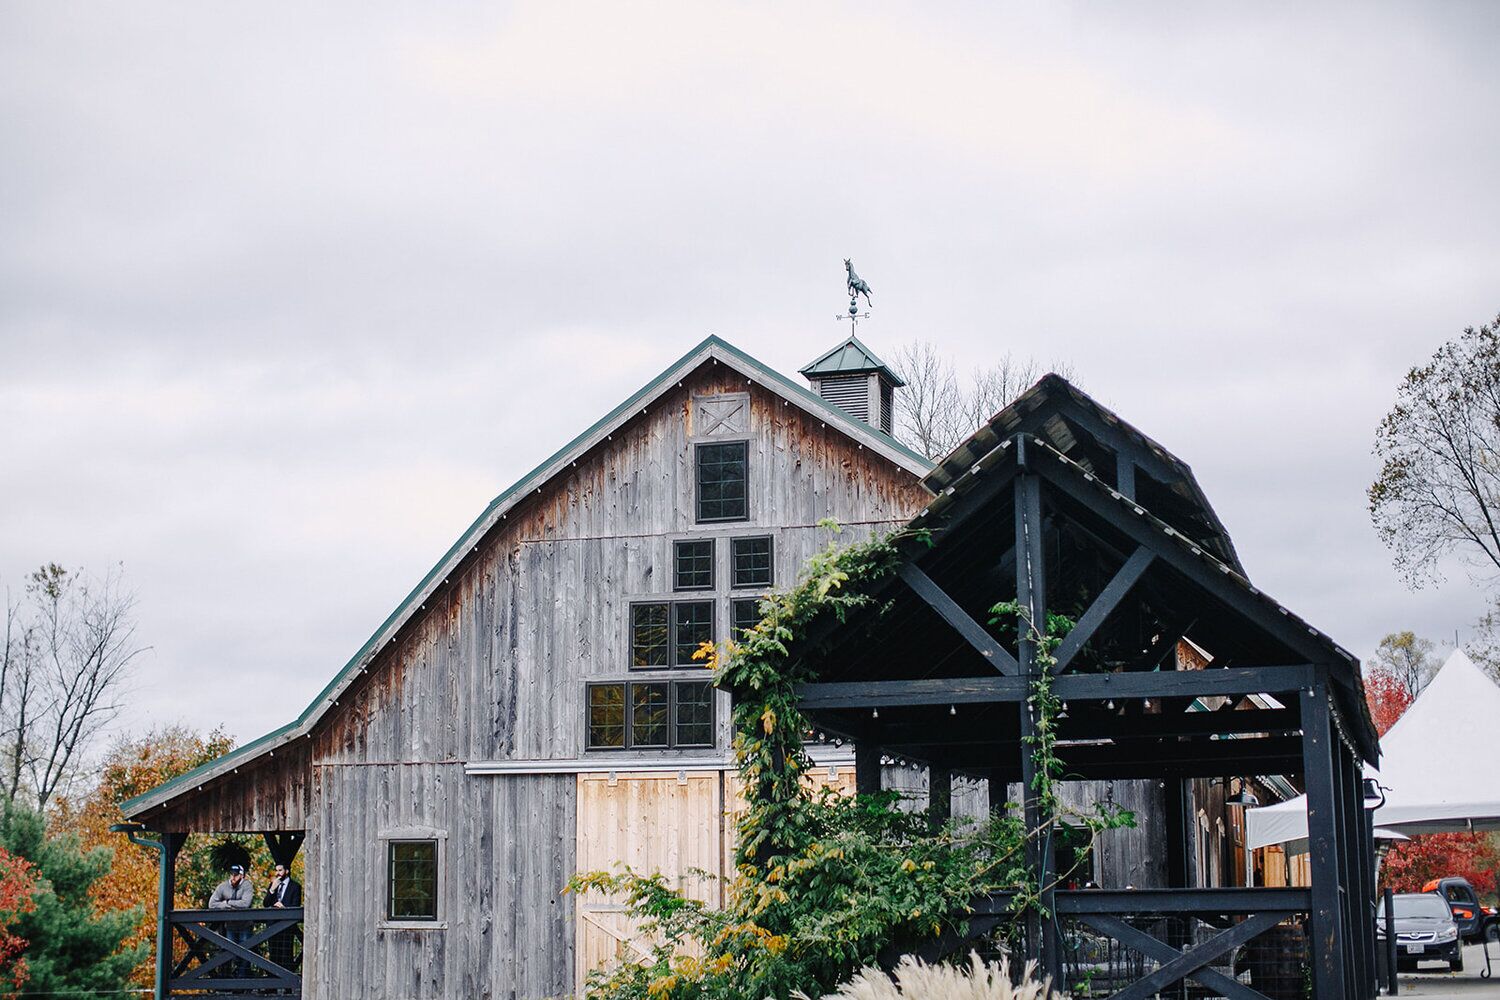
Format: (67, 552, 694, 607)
(1106, 699, 1116, 710)
(1143, 699, 1152, 710)
(949, 704, 957, 716)
(871, 707, 879, 719)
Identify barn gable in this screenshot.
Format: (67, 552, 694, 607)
(122, 335, 932, 822)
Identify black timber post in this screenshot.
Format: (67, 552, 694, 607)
(1301, 677, 1348, 999)
(1165, 778, 1192, 888)
(929, 766, 952, 825)
(855, 743, 882, 796)
(1383, 888, 1398, 996)
(156, 831, 184, 1000)
(1350, 748, 1378, 999)
(1014, 450, 1059, 982)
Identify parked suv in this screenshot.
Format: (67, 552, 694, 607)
(1379, 892, 1463, 972)
(1423, 877, 1500, 944)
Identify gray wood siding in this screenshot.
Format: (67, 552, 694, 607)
(292, 364, 924, 998)
(313, 366, 925, 768)
(307, 764, 575, 1000)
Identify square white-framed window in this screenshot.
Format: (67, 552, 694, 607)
(377, 826, 448, 930)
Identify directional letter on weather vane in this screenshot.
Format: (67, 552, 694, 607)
(838, 259, 873, 332)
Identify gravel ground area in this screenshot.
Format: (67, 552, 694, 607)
(1388, 943, 1500, 998)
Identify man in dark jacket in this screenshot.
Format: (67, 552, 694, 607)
(263, 863, 302, 972)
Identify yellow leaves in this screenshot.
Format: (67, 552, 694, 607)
(691, 641, 719, 670)
(909, 908, 922, 920)
(646, 974, 678, 997)
(900, 858, 917, 873)
(760, 706, 777, 735)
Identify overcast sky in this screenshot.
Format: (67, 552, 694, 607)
(3, 3, 1498, 749)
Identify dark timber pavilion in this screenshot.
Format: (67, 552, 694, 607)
(794, 376, 1381, 999)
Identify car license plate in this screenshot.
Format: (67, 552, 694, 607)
(1404, 944, 1424, 954)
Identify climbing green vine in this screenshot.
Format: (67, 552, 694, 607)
(567, 524, 1132, 1000)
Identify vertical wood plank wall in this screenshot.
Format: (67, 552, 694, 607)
(299, 366, 927, 998)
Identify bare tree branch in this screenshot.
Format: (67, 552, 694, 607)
(1, 564, 145, 809)
(889, 341, 1074, 460)
(1369, 312, 1500, 586)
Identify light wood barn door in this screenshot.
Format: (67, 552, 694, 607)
(574, 765, 854, 993)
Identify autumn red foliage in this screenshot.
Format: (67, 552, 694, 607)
(1364, 667, 1415, 737)
(1381, 831, 1500, 899)
(0, 847, 38, 999)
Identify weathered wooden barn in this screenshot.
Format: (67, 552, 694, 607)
(121, 335, 938, 998)
(120, 338, 1323, 999)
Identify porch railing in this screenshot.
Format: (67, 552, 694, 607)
(167, 907, 303, 997)
(1054, 888, 1311, 1000)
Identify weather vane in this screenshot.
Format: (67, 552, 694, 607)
(837, 258, 873, 333)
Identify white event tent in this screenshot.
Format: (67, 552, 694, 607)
(1247, 648, 1500, 853)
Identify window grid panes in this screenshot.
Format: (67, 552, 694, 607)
(587, 684, 626, 748)
(696, 442, 748, 522)
(674, 539, 714, 591)
(674, 681, 715, 747)
(587, 681, 718, 750)
(631, 682, 670, 748)
(387, 840, 438, 921)
(632, 601, 714, 669)
(630, 603, 670, 667)
(731, 536, 773, 589)
(673, 601, 713, 666)
(732, 598, 761, 640)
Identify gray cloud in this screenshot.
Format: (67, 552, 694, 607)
(2, 1, 1497, 742)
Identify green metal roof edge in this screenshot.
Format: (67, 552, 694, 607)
(121, 334, 932, 817)
(798, 335, 906, 386)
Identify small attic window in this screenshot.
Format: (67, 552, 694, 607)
(695, 442, 748, 522)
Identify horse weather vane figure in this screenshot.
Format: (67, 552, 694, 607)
(838, 258, 873, 333)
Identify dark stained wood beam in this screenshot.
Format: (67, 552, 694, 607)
(898, 564, 1018, 675)
(796, 664, 1314, 710)
(1050, 545, 1155, 673)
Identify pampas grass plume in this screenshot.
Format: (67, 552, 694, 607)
(795, 952, 1063, 1000)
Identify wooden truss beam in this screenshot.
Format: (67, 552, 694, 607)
(898, 564, 1018, 675)
(1050, 545, 1155, 673)
(796, 664, 1314, 710)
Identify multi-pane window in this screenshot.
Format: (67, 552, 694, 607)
(732, 598, 761, 640)
(631, 600, 714, 668)
(587, 684, 626, 747)
(674, 539, 714, 591)
(674, 602, 713, 665)
(631, 683, 670, 747)
(731, 536, 773, 588)
(674, 681, 715, 747)
(387, 840, 438, 921)
(630, 603, 670, 667)
(695, 442, 748, 522)
(587, 681, 717, 749)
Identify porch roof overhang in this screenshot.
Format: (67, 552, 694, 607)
(788, 417, 1380, 775)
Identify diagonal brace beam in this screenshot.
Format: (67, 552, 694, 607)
(1050, 546, 1154, 673)
(898, 564, 1018, 675)
(1082, 910, 1286, 1000)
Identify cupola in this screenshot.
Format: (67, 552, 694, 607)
(799, 337, 904, 434)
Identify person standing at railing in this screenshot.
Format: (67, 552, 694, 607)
(208, 864, 255, 977)
(263, 863, 302, 972)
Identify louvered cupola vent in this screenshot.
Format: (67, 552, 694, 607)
(800, 336, 904, 434)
